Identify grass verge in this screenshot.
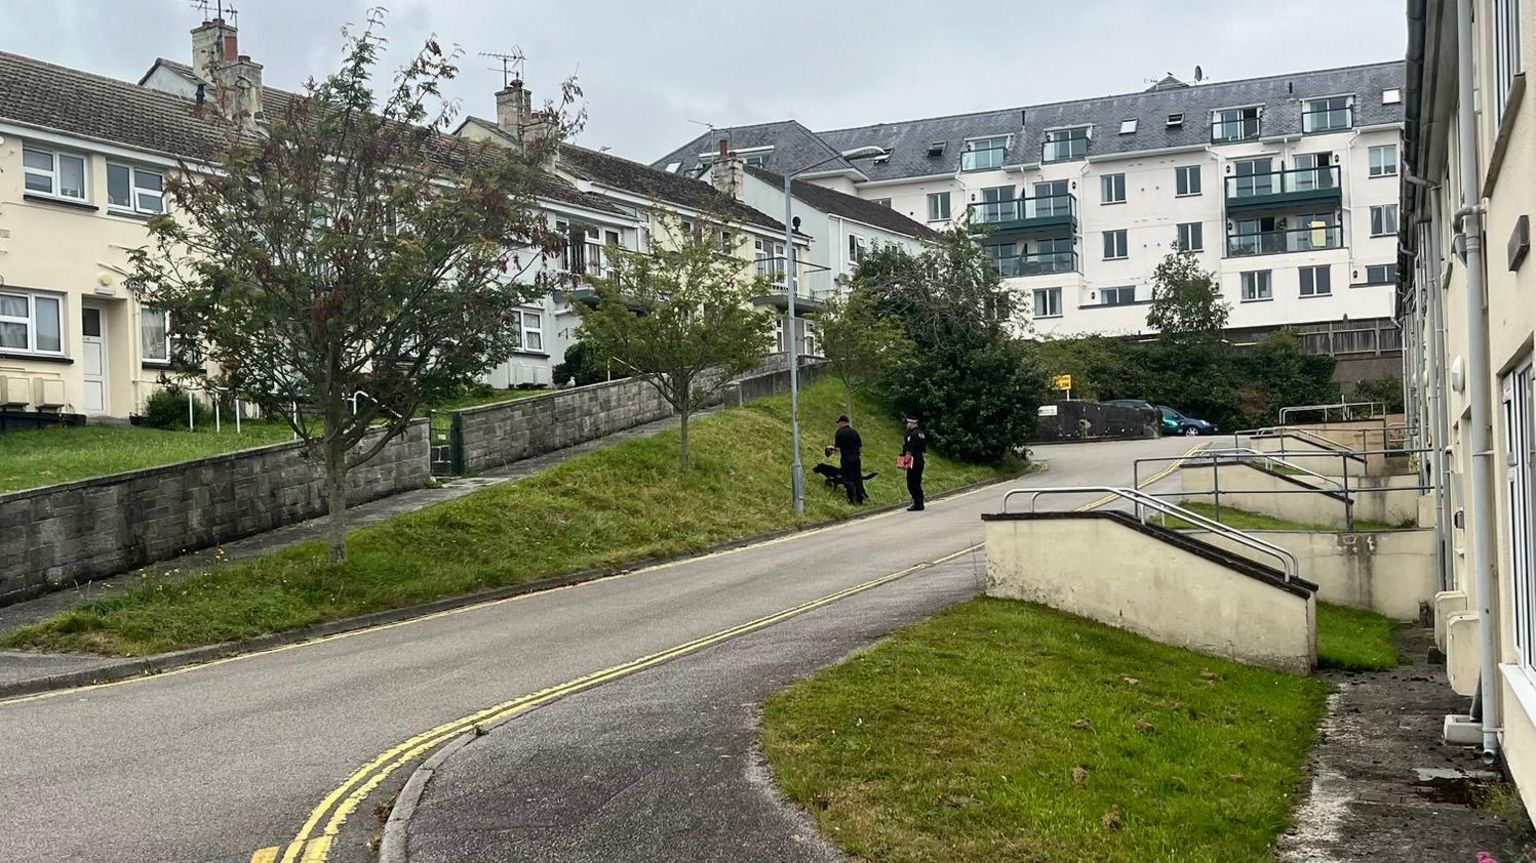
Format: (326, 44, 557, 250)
(0, 422, 295, 494)
(1159, 501, 1394, 533)
(4, 381, 1014, 656)
(1316, 603, 1401, 671)
(760, 597, 1330, 863)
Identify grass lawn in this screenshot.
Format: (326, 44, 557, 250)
(1160, 501, 1394, 533)
(4, 381, 1016, 656)
(0, 422, 295, 494)
(761, 597, 1330, 863)
(1316, 603, 1401, 671)
(419, 386, 552, 416)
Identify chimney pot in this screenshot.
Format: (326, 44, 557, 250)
(718, 139, 729, 159)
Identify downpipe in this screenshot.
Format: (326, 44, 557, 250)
(1455, 0, 1501, 761)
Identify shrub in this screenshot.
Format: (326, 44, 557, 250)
(140, 385, 212, 430)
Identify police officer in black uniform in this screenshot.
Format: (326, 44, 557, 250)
(901, 416, 927, 511)
(827, 415, 866, 504)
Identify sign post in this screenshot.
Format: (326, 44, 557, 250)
(1052, 374, 1074, 402)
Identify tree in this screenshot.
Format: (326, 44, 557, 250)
(1145, 245, 1230, 338)
(855, 227, 1044, 463)
(127, 14, 576, 561)
(815, 286, 914, 421)
(552, 340, 609, 387)
(1238, 329, 1339, 424)
(574, 217, 774, 469)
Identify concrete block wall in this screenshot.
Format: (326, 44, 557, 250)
(455, 378, 679, 475)
(0, 421, 429, 605)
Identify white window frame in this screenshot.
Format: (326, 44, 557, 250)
(515, 308, 544, 353)
(1365, 263, 1399, 285)
(1382, 88, 1402, 105)
(140, 307, 172, 364)
(1368, 144, 1398, 178)
(1033, 287, 1063, 318)
(1505, 359, 1535, 670)
(1300, 265, 1332, 297)
(1101, 173, 1126, 204)
(0, 289, 66, 355)
(107, 162, 165, 215)
(1119, 119, 1138, 135)
(1241, 270, 1273, 302)
(1177, 221, 1204, 252)
(22, 146, 89, 202)
(848, 234, 868, 268)
(1494, 0, 1524, 129)
(1370, 204, 1399, 237)
(926, 191, 952, 222)
(1211, 106, 1262, 142)
(1301, 94, 1355, 133)
(1042, 125, 1091, 163)
(1103, 229, 1128, 260)
(1175, 164, 1202, 197)
(1101, 286, 1136, 306)
(961, 136, 1010, 172)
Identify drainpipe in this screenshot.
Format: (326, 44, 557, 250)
(1454, 0, 1500, 761)
(1429, 195, 1454, 593)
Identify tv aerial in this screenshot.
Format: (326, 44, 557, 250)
(480, 48, 526, 87)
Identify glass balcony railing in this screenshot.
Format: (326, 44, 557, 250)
(1226, 224, 1343, 257)
(1301, 104, 1354, 133)
(991, 250, 1079, 278)
(969, 193, 1077, 228)
(1211, 117, 1261, 143)
(1224, 166, 1342, 203)
(1041, 137, 1089, 163)
(961, 146, 1008, 172)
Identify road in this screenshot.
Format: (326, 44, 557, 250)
(0, 436, 1196, 863)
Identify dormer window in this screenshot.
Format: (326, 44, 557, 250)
(23, 147, 87, 202)
(961, 136, 1010, 171)
(927, 141, 946, 157)
(744, 154, 768, 168)
(664, 161, 683, 173)
(1302, 95, 1354, 133)
(1211, 106, 1261, 142)
(1042, 126, 1090, 163)
(1119, 119, 1138, 135)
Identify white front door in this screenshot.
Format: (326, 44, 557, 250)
(81, 307, 107, 414)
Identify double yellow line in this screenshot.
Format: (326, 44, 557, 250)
(267, 544, 983, 862)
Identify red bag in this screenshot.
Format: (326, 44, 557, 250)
(897, 454, 915, 470)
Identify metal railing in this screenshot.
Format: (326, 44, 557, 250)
(1211, 116, 1262, 143)
(991, 249, 1078, 278)
(1240, 426, 1361, 456)
(1277, 401, 1386, 424)
(1002, 485, 1299, 581)
(1226, 224, 1343, 257)
(1193, 448, 1347, 492)
(969, 193, 1077, 225)
(1224, 166, 1341, 200)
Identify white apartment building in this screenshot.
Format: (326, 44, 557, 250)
(655, 62, 1407, 385)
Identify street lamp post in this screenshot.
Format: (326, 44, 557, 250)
(781, 146, 886, 515)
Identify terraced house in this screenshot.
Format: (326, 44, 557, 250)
(656, 61, 1408, 386)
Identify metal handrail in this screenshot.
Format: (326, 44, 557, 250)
(1239, 426, 1359, 455)
(1277, 401, 1386, 423)
(1196, 447, 1347, 492)
(1001, 485, 1300, 582)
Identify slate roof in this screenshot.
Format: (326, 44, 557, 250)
(0, 50, 622, 216)
(654, 61, 1406, 184)
(743, 165, 937, 240)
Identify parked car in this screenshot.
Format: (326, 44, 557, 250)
(1157, 405, 1218, 436)
(1101, 399, 1157, 413)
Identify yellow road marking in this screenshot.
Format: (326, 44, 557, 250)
(280, 543, 985, 860)
(297, 837, 332, 863)
(249, 848, 279, 863)
(0, 482, 1009, 709)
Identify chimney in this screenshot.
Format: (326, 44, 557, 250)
(495, 80, 533, 136)
(709, 139, 745, 200)
(191, 18, 236, 83)
(212, 54, 264, 130)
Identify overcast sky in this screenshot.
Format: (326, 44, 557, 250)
(0, 1, 1406, 163)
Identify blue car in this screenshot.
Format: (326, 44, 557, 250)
(1158, 405, 1217, 436)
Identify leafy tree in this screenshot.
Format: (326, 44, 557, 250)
(1146, 245, 1230, 338)
(1237, 329, 1340, 424)
(1350, 375, 1406, 414)
(855, 227, 1044, 462)
(575, 216, 774, 469)
(815, 287, 914, 421)
(552, 340, 610, 387)
(127, 15, 575, 561)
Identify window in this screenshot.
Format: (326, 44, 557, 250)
(1032, 180, 1070, 216)
(516, 309, 544, 352)
(743, 154, 769, 168)
(107, 163, 165, 215)
(1495, 0, 1524, 128)
(1119, 119, 1138, 135)
(1176, 221, 1204, 252)
(1370, 204, 1399, 236)
(22, 147, 87, 201)
(1300, 265, 1332, 297)
(664, 161, 682, 173)
(1365, 263, 1399, 284)
(961, 136, 1010, 171)
(1175, 165, 1202, 196)
(849, 234, 868, 266)
(926, 192, 952, 222)
(1368, 145, 1398, 178)
(141, 308, 171, 363)
(1042, 126, 1090, 162)
(755, 238, 788, 283)
(1232, 157, 1275, 197)
(1241, 270, 1272, 301)
(872, 198, 892, 208)
(1101, 173, 1126, 204)
(1033, 287, 1062, 318)
(1382, 88, 1402, 105)
(1103, 229, 1128, 260)
(1212, 107, 1261, 142)
(1101, 286, 1136, 306)
(927, 141, 946, 157)
(0, 290, 64, 355)
(1166, 113, 1185, 128)
(1302, 95, 1354, 133)
(1504, 359, 1535, 670)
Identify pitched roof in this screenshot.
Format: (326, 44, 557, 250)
(743, 165, 937, 240)
(654, 61, 1406, 183)
(558, 142, 786, 231)
(0, 50, 621, 216)
(651, 119, 861, 182)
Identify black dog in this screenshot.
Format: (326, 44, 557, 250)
(812, 462, 878, 495)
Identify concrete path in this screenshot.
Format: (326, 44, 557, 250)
(0, 436, 1193, 863)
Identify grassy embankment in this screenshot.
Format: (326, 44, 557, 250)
(0, 423, 294, 494)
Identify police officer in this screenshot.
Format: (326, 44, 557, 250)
(827, 415, 866, 504)
(901, 416, 927, 511)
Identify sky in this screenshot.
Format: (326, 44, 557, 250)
(0, 1, 1407, 164)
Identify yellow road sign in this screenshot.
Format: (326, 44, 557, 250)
(1052, 374, 1073, 391)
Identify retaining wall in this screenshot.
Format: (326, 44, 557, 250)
(0, 421, 429, 605)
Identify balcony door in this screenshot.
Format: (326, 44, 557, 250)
(1233, 158, 1273, 197)
(1293, 152, 1334, 191)
(1033, 180, 1069, 218)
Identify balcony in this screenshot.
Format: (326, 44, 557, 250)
(961, 146, 1008, 172)
(968, 193, 1078, 235)
(1224, 166, 1342, 212)
(1211, 116, 1261, 143)
(1041, 137, 1089, 164)
(1226, 224, 1344, 258)
(992, 250, 1079, 279)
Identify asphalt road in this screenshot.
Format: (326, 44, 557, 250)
(0, 436, 1196, 863)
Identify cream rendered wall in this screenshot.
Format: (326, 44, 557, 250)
(0, 133, 177, 419)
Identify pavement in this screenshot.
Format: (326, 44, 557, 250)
(0, 435, 1195, 863)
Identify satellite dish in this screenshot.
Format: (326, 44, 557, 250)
(1194, 65, 1205, 82)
